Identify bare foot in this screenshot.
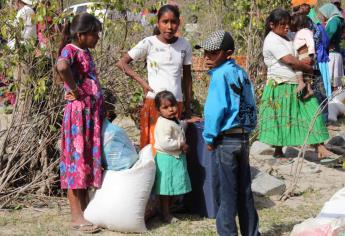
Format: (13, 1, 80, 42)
(327, 124, 341, 131)
(161, 214, 179, 223)
(70, 217, 100, 233)
(296, 82, 306, 94)
(303, 89, 314, 100)
(317, 145, 336, 160)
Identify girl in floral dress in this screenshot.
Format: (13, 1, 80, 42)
(56, 13, 103, 233)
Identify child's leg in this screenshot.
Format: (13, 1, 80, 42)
(67, 189, 98, 231)
(237, 138, 260, 236)
(273, 146, 284, 157)
(159, 195, 172, 222)
(214, 137, 240, 236)
(296, 74, 306, 94)
(303, 80, 314, 100)
(68, 189, 85, 223)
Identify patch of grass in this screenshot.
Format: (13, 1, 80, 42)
(259, 203, 321, 235)
(0, 196, 325, 236)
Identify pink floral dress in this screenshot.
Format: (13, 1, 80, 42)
(58, 44, 104, 189)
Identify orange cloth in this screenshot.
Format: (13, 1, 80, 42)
(291, 0, 317, 7)
(140, 99, 183, 155)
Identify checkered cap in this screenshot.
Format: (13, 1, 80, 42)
(195, 30, 234, 51)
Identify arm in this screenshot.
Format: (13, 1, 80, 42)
(56, 60, 78, 98)
(116, 53, 153, 94)
(304, 29, 316, 55)
(280, 54, 313, 73)
(203, 74, 227, 146)
(155, 121, 184, 151)
(182, 65, 192, 117)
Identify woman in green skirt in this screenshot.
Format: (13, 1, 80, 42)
(259, 9, 337, 161)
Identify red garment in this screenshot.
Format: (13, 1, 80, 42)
(139, 99, 183, 154)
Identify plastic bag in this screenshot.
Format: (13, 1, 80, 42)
(291, 218, 345, 236)
(102, 119, 138, 171)
(328, 91, 345, 122)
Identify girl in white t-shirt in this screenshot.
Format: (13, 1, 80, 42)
(116, 4, 193, 150)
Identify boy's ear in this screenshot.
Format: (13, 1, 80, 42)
(225, 50, 233, 59)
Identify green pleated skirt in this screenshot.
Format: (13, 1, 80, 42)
(258, 80, 329, 146)
(154, 152, 191, 196)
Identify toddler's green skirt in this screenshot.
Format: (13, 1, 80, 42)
(154, 152, 191, 196)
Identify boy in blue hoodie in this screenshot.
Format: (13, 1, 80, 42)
(196, 30, 260, 236)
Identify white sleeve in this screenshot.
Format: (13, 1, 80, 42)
(127, 38, 150, 61)
(303, 29, 315, 55)
(265, 35, 292, 60)
(183, 40, 192, 65)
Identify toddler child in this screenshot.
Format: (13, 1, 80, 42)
(153, 90, 199, 223)
(291, 13, 316, 100)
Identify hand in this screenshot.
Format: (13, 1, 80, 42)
(183, 107, 192, 119)
(140, 80, 154, 96)
(187, 116, 203, 123)
(301, 57, 312, 66)
(207, 144, 214, 151)
(181, 143, 189, 153)
(65, 90, 78, 101)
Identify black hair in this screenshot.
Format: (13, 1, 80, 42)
(59, 13, 102, 54)
(290, 13, 310, 32)
(154, 90, 178, 111)
(152, 26, 160, 36)
(103, 88, 117, 121)
(292, 6, 300, 13)
(157, 4, 180, 21)
(264, 8, 291, 37)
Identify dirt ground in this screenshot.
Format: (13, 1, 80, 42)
(1, 117, 345, 236)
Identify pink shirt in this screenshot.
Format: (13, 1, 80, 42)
(293, 28, 315, 55)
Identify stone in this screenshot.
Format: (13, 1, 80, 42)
(328, 136, 345, 147)
(250, 141, 274, 156)
(251, 167, 286, 196)
(283, 147, 299, 158)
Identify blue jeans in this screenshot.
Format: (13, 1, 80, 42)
(214, 134, 260, 236)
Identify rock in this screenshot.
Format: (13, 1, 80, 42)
(251, 167, 286, 196)
(283, 147, 299, 158)
(303, 162, 322, 174)
(328, 136, 345, 147)
(250, 141, 274, 156)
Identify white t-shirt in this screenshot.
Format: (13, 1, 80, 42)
(263, 31, 297, 84)
(17, 5, 36, 40)
(128, 36, 192, 101)
(7, 5, 36, 49)
(293, 28, 315, 55)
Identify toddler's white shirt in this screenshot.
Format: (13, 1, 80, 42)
(293, 28, 315, 55)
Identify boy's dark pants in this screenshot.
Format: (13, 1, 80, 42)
(214, 134, 260, 236)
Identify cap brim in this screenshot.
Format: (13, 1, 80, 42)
(194, 43, 218, 51)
